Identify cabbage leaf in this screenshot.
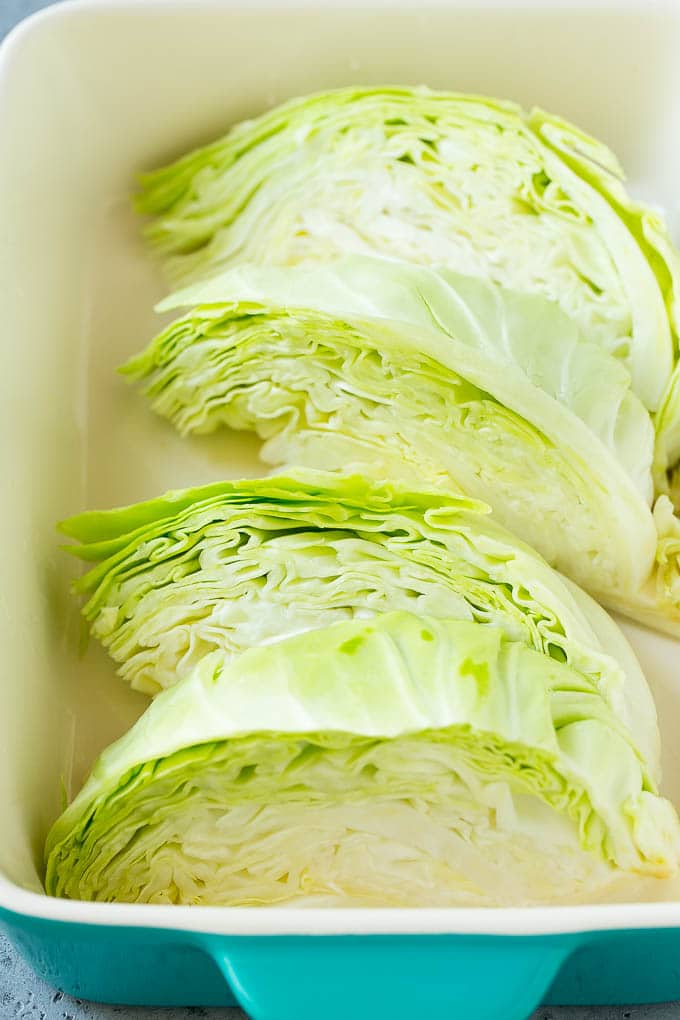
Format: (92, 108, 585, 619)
(60, 472, 661, 781)
(122, 259, 680, 634)
(44, 612, 680, 906)
(137, 86, 680, 413)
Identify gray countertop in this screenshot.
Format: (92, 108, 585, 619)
(1, 3, 679, 1019)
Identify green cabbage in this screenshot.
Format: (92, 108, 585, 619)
(122, 258, 680, 634)
(136, 86, 680, 414)
(60, 472, 661, 781)
(44, 612, 680, 906)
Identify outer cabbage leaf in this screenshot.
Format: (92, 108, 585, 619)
(123, 258, 674, 631)
(136, 86, 679, 413)
(656, 362, 680, 478)
(44, 612, 680, 906)
(60, 472, 661, 782)
(158, 257, 654, 503)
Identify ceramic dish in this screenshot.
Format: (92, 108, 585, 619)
(1, 2, 680, 1017)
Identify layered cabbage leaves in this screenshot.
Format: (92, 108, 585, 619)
(45, 611, 680, 906)
(60, 472, 661, 779)
(137, 86, 680, 417)
(123, 259, 680, 634)
(48, 87, 680, 910)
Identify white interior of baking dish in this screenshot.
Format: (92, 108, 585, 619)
(2, 0, 680, 933)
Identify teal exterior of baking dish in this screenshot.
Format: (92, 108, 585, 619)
(3, 904, 680, 1019)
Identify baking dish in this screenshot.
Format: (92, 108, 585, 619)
(2, 1, 680, 1016)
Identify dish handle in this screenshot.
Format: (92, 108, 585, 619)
(203, 932, 575, 1020)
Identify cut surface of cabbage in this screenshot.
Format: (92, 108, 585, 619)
(137, 86, 680, 415)
(123, 259, 680, 635)
(45, 612, 680, 907)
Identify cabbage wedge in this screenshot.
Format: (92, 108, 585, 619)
(45, 612, 680, 906)
(60, 471, 662, 781)
(122, 258, 680, 635)
(136, 86, 680, 414)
